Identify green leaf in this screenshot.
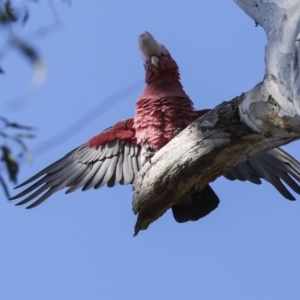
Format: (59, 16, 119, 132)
(1, 146, 18, 183)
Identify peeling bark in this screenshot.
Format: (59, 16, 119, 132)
(132, 0, 300, 235)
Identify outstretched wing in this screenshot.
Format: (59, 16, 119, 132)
(10, 119, 142, 208)
(194, 110, 300, 200)
(223, 148, 300, 200)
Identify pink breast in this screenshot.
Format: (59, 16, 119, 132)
(134, 97, 197, 151)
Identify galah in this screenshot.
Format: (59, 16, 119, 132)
(11, 31, 300, 224)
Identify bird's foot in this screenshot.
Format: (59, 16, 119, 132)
(144, 151, 154, 164)
(141, 146, 155, 166)
(174, 128, 182, 136)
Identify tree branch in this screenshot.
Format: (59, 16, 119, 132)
(236, 0, 300, 132)
(132, 0, 300, 235)
(132, 96, 298, 235)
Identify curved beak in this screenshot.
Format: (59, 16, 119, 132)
(150, 56, 159, 67)
(138, 31, 162, 64)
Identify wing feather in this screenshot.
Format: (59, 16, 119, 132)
(107, 152, 124, 187)
(224, 148, 300, 200)
(65, 165, 93, 193)
(81, 161, 103, 191)
(11, 120, 142, 208)
(88, 159, 111, 188)
(15, 184, 53, 206)
(95, 156, 118, 189)
(121, 143, 134, 184)
(132, 156, 139, 176)
(226, 167, 246, 181)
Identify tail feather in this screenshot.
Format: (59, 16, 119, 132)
(172, 185, 219, 223)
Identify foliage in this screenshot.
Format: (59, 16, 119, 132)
(0, 0, 64, 198)
(0, 116, 35, 197)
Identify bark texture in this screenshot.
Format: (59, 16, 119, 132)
(133, 0, 300, 235)
(236, 0, 300, 133)
(132, 96, 298, 235)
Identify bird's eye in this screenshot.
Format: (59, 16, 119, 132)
(160, 52, 165, 57)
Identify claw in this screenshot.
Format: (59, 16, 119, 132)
(174, 128, 182, 136)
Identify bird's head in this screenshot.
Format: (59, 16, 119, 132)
(138, 31, 180, 83)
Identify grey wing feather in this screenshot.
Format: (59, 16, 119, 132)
(81, 161, 103, 191)
(107, 151, 124, 187)
(132, 156, 139, 175)
(95, 156, 118, 189)
(121, 143, 134, 184)
(224, 148, 300, 200)
(226, 167, 246, 182)
(10, 139, 142, 208)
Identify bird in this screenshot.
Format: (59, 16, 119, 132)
(10, 31, 300, 224)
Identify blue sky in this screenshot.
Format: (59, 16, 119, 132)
(1, 1, 300, 299)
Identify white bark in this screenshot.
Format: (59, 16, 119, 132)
(132, 0, 300, 235)
(236, 0, 300, 134)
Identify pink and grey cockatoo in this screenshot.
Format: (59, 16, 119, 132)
(11, 31, 300, 224)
